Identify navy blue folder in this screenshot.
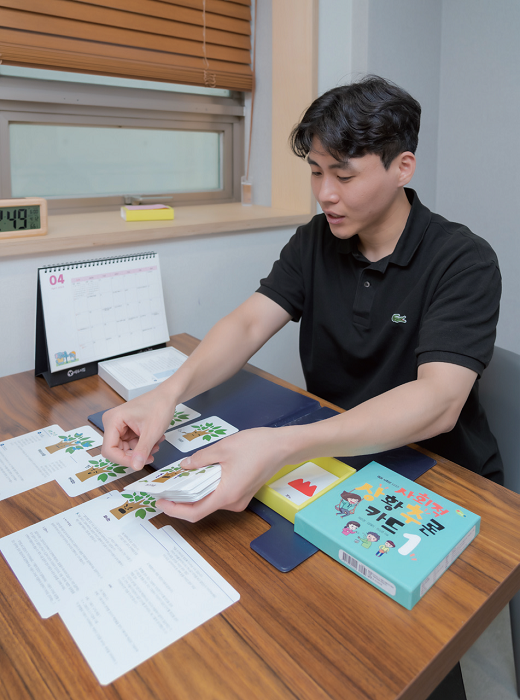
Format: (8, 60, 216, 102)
(88, 369, 320, 469)
(89, 371, 437, 573)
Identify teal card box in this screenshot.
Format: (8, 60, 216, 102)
(294, 462, 480, 609)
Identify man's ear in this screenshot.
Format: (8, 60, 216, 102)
(396, 151, 416, 187)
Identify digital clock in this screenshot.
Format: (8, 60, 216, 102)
(0, 197, 48, 240)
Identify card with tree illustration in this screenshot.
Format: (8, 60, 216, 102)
(0, 424, 105, 501)
(55, 452, 135, 496)
(43, 425, 103, 454)
(163, 416, 238, 452)
(101, 490, 162, 525)
(164, 404, 201, 432)
(127, 459, 186, 491)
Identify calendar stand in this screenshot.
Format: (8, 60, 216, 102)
(35, 253, 169, 388)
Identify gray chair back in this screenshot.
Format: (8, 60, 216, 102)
(479, 345, 520, 696)
(479, 346, 520, 494)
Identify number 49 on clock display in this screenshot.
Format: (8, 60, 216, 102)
(0, 197, 48, 240)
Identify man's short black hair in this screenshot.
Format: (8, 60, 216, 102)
(290, 75, 421, 169)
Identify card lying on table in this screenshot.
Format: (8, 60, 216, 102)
(129, 460, 221, 503)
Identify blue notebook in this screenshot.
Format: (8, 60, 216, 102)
(89, 369, 320, 469)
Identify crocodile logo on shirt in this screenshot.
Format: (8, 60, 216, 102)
(391, 314, 407, 324)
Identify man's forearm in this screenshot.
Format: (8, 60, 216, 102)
(276, 363, 477, 466)
(157, 293, 291, 407)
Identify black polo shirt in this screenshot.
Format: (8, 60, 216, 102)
(258, 189, 503, 483)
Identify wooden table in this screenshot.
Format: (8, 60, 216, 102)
(1, 333, 520, 700)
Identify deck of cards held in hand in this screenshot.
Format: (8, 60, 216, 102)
(134, 461, 221, 503)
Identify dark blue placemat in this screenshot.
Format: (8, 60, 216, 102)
(336, 447, 436, 481)
(247, 498, 319, 572)
(89, 369, 320, 469)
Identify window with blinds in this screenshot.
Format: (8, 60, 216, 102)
(0, 2, 251, 212)
(0, 69, 245, 211)
(0, 0, 253, 91)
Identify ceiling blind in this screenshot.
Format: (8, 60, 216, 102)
(0, 0, 252, 91)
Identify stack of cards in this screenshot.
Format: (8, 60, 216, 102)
(135, 462, 222, 503)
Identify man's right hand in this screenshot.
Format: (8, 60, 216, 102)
(101, 386, 177, 471)
(101, 293, 291, 473)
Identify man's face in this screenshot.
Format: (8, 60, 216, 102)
(367, 534, 378, 542)
(307, 137, 405, 241)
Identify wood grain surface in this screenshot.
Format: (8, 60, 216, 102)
(1, 333, 520, 700)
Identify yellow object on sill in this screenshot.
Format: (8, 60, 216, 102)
(121, 205, 174, 222)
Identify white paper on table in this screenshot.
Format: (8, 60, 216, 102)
(269, 461, 338, 505)
(0, 424, 104, 501)
(59, 524, 240, 685)
(0, 492, 163, 617)
(0, 425, 71, 499)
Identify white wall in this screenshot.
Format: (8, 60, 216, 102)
(319, 0, 442, 210)
(365, 0, 442, 210)
(0, 0, 307, 386)
(436, 0, 520, 354)
(1, 228, 303, 382)
(4, 0, 518, 384)
(351, 0, 519, 356)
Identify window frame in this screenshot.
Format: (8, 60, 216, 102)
(0, 74, 245, 213)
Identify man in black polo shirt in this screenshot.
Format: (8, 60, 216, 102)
(102, 76, 502, 523)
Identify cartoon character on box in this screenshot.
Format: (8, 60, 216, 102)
(376, 540, 395, 557)
(342, 521, 360, 536)
(335, 491, 362, 517)
(355, 532, 380, 549)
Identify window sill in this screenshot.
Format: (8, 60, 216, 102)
(0, 203, 312, 258)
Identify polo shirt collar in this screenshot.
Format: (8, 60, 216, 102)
(336, 189, 432, 270)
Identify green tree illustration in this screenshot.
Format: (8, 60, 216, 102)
(152, 464, 189, 483)
(182, 422, 228, 442)
(75, 458, 129, 483)
(46, 432, 95, 454)
(169, 410, 191, 426)
(109, 492, 158, 520)
(153, 462, 219, 483)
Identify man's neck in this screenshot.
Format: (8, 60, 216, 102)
(357, 190, 412, 262)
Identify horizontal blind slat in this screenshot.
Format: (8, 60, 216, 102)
(0, 32, 253, 90)
(2, 1, 250, 50)
(74, 0, 250, 35)
(0, 8, 251, 64)
(158, 0, 251, 21)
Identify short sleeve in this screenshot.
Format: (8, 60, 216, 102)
(416, 259, 501, 376)
(257, 228, 306, 321)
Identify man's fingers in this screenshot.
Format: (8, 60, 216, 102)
(179, 445, 221, 471)
(157, 490, 225, 523)
(101, 422, 133, 467)
(130, 431, 162, 470)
